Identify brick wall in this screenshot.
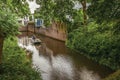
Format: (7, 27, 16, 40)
(27, 23, 67, 41)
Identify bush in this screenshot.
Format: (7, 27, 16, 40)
(0, 8, 19, 38)
(0, 36, 42, 80)
(66, 22, 120, 70)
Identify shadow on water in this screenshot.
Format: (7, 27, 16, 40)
(18, 32, 114, 80)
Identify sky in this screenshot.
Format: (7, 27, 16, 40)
(26, 0, 90, 14)
(26, 0, 40, 14)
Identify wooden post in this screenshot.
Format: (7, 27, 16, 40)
(0, 35, 4, 63)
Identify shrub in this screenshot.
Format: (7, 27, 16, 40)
(0, 36, 42, 80)
(67, 22, 120, 70)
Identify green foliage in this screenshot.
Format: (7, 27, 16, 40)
(0, 0, 30, 38)
(0, 0, 30, 16)
(0, 8, 19, 38)
(35, 0, 56, 26)
(87, 0, 120, 23)
(34, 0, 90, 30)
(0, 36, 41, 80)
(0, 0, 29, 37)
(67, 0, 120, 71)
(67, 22, 120, 70)
(35, 0, 91, 32)
(103, 70, 120, 80)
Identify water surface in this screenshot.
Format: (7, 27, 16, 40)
(18, 32, 113, 80)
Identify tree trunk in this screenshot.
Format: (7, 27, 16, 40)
(0, 35, 4, 63)
(81, 0, 87, 25)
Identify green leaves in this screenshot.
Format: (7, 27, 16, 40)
(0, 0, 30, 38)
(87, 0, 120, 23)
(0, 7, 19, 38)
(67, 21, 120, 70)
(35, 0, 74, 27)
(0, 0, 30, 16)
(0, 37, 42, 80)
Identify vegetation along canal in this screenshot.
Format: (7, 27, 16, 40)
(18, 32, 113, 80)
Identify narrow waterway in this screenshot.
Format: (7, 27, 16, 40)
(18, 32, 113, 80)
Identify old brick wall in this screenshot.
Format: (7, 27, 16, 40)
(27, 23, 67, 41)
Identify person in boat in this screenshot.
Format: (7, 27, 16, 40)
(31, 35, 36, 41)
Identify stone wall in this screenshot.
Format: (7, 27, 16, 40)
(27, 23, 67, 41)
(19, 26, 27, 32)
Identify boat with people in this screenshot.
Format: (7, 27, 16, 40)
(33, 39, 42, 45)
(31, 35, 42, 45)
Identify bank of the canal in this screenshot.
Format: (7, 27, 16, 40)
(18, 32, 114, 80)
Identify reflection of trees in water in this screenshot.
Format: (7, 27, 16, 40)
(79, 67, 101, 80)
(38, 35, 67, 55)
(20, 36, 30, 46)
(36, 43, 53, 66)
(18, 35, 109, 80)
(20, 36, 54, 66)
(18, 37, 33, 60)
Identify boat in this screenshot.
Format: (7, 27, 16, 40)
(33, 39, 42, 45)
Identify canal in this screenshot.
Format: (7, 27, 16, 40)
(18, 32, 113, 80)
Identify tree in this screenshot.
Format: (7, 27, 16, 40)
(66, 0, 120, 70)
(0, 0, 30, 63)
(1, 0, 30, 16)
(87, 0, 120, 33)
(35, 0, 92, 33)
(35, 0, 83, 33)
(88, 0, 120, 21)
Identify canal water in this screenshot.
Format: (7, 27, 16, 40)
(18, 32, 113, 80)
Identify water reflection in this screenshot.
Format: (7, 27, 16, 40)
(18, 35, 112, 80)
(79, 68, 100, 80)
